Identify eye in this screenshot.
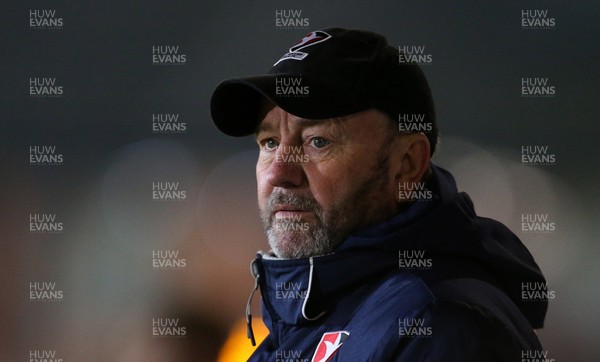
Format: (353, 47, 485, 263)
(309, 137, 330, 149)
(263, 138, 279, 150)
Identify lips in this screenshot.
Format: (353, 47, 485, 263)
(274, 209, 307, 218)
(272, 205, 311, 220)
(273, 204, 303, 213)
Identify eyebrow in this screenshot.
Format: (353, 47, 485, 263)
(255, 122, 275, 134)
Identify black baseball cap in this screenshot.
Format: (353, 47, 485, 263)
(210, 27, 438, 154)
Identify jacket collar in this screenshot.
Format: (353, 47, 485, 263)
(256, 248, 398, 326)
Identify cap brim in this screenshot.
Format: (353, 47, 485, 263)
(210, 74, 371, 137)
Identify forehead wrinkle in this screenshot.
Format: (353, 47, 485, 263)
(256, 113, 347, 135)
(295, 117, 343, 126)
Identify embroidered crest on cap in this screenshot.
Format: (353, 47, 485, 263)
(274, 31, 332, 66)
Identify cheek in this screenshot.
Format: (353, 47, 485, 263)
(306, 163, 350, 209)
(309, 152, 376, 206)
(256, 163, 270, 208)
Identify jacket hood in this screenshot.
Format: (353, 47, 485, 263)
(254, 163, 548, 334)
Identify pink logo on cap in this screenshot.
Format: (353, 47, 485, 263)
(274, 30, 332, 66)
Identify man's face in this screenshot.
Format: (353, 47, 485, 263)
(256, 103, 400, 259)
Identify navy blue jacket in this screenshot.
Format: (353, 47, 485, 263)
(248, 164, 547, 361)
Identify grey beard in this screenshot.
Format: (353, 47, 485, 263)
(260, 192, 345, 259)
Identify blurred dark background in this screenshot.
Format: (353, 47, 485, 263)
(1, 0, 599, 361)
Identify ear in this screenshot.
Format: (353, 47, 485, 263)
(390, 133, 431, 201)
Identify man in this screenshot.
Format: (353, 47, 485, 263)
(210, 28, 547, 361)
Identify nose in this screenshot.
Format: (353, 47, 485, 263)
(266, 145, 306, 188)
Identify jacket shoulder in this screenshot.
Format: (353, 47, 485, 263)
(396, 277, 543, 361)
(337, 273, 543, 361)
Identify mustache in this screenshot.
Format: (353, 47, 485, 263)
(264, 191, 323, 221)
